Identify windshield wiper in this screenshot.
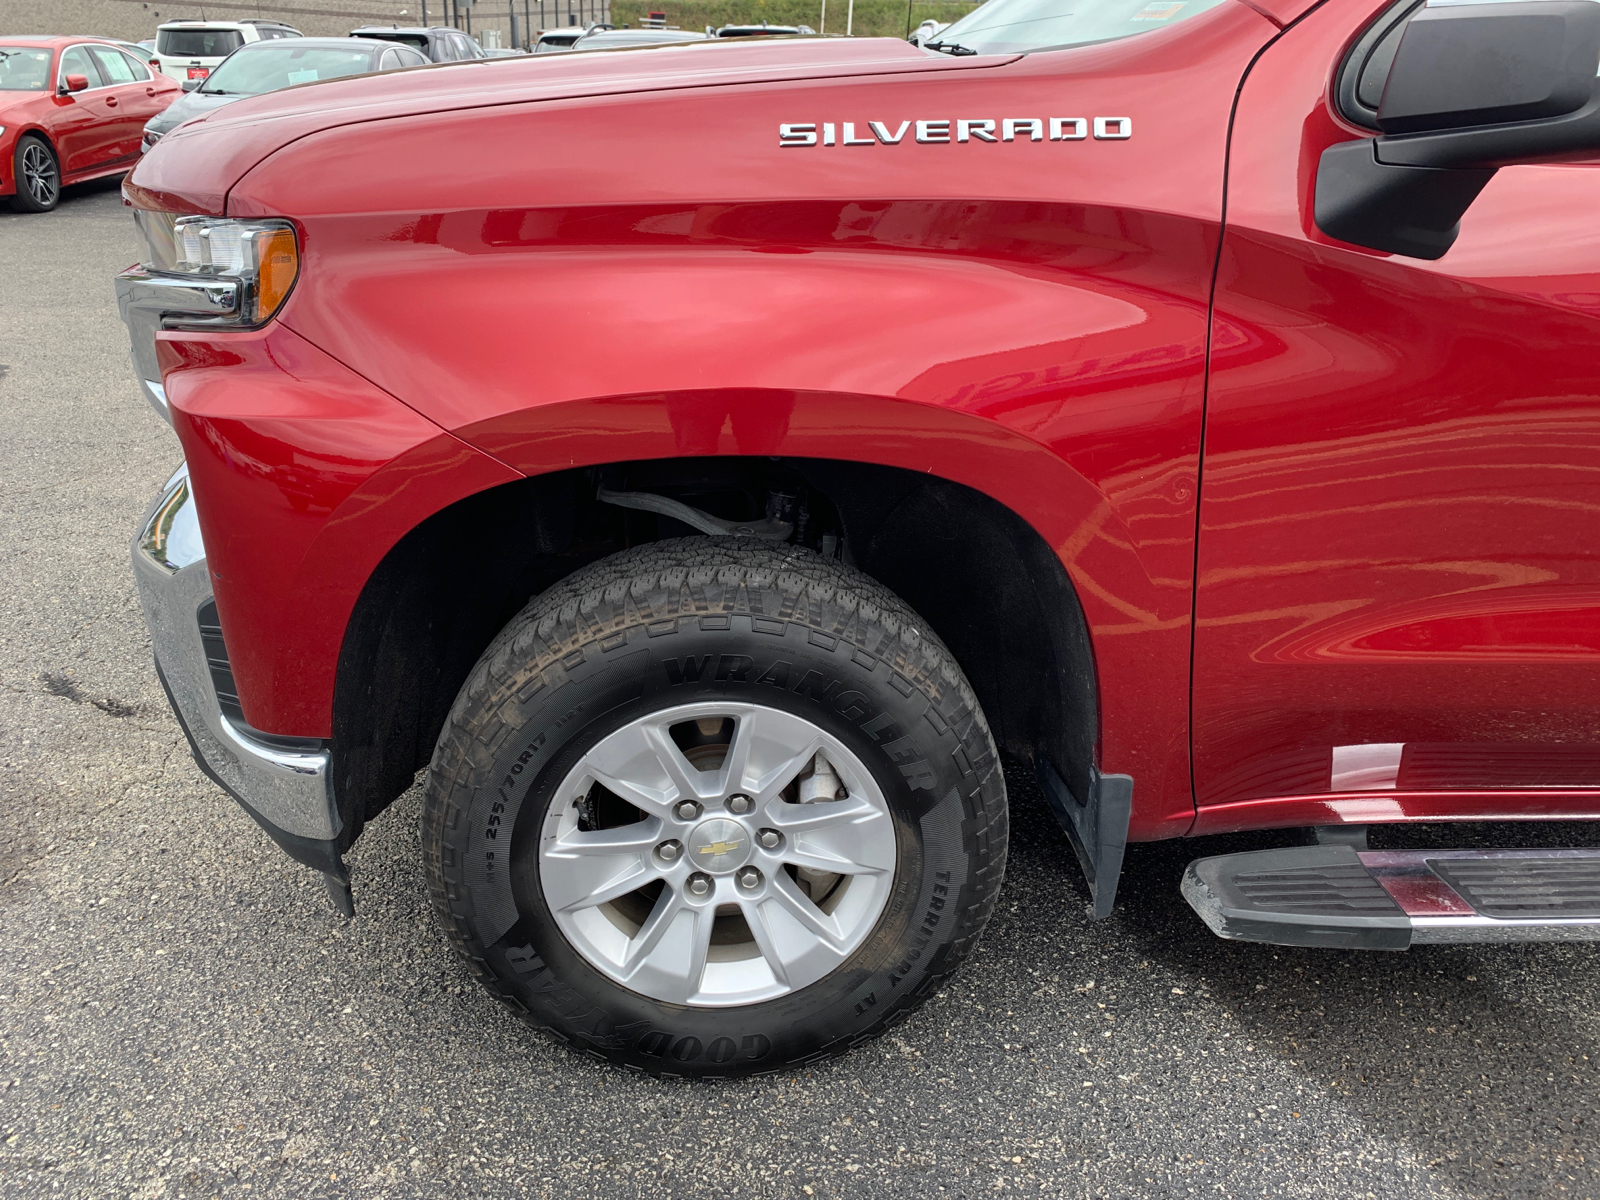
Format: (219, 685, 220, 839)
(924, 39, 977, 55)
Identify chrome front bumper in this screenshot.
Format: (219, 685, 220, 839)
(133, 465, 349, 901)
(114, 266, 237, 422)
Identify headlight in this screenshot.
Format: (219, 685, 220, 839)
(142, 129, 162, 149)
(132, 211, 300, 327)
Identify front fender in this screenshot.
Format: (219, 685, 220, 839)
(276, 202, 1214, 822)
(157, 324, 521, 737)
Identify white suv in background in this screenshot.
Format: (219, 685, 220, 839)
(152, 20, 300, 84)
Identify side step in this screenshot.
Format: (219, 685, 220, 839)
(1181, 845, 1600, 949)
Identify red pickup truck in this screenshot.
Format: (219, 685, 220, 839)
(115, 0, 1600, 1074)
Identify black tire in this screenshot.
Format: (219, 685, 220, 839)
(10, 135, 61, 213)
(422, 537, 1007, 1076)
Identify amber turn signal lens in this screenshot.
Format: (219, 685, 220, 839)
(251, 227, 299, 323)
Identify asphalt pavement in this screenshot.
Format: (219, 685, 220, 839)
(4, 180, 1600, 1200)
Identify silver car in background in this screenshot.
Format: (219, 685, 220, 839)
(141, 37, 427, 154)
(570, 28, 709, 50)
(534, 24, 612, 52)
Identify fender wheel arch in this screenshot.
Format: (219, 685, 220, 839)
(334, 458, 1097, 860)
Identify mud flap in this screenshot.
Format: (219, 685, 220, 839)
(1037, 758, 1133, 919)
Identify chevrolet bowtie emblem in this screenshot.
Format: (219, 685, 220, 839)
(699, 840, 743, 856)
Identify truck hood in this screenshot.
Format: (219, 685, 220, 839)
(127, 38, 1015, 214)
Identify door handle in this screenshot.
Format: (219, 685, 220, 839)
(146, 87, 156, 96)
(104, 96, 118, 107)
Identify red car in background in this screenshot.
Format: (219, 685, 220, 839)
(0, 36, 179, 212)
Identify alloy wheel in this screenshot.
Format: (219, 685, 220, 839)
(21, 142, 59, 209)
(538, 701, 899, 1007)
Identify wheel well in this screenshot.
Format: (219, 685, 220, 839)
(330, 457, 1097, 843)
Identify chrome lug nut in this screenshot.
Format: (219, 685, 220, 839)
(757, 828, 782, 850)
(674, 799, 702, 821)
(727, 793, 754, 815)
(686, 872, 713, 897)
(656, 840, 682, 863)
(736, 866, 762, 890)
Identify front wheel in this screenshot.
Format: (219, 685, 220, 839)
(10, 135, 60, 213)
(422, 538, 1007, 1075)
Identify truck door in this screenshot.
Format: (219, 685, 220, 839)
(1192, 0, 1600, 827)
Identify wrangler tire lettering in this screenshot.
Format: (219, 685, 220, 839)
(664, 654, 712, 685)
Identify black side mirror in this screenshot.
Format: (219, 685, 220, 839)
(1316, 1, 1600, 259)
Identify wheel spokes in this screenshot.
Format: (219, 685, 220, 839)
(583, 765, 674, 819)
(581, 718, 727, 814)
(542, 825, 662, 913)
(680, 903, 714, 997)
(619, 889, 715, 999)
(767, 796, 894, 876)
(552, 822, 663, 855)
(723, 709, 827, 803)
(766, 794, 879, 833)
(784, 839, 893, 878)
(619, 888, 690, 976)
(582, 724, 689, 816)
(763, 871, 851, 953)
(642, 722, 718, 802)
(739, 895, 793, 988)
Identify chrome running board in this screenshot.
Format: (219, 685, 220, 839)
(1182, 845, 1600, 949)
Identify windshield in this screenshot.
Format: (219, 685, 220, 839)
(929, 0, 1229, 55)
(0, 47, 52, 90)
(202, 45, 374, 95)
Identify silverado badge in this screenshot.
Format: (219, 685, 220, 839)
(779, 118, 1131, 146)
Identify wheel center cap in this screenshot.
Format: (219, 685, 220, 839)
(686, 817, 752, 874)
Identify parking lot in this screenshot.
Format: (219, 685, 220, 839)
(1, 180, 1598, 1200)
